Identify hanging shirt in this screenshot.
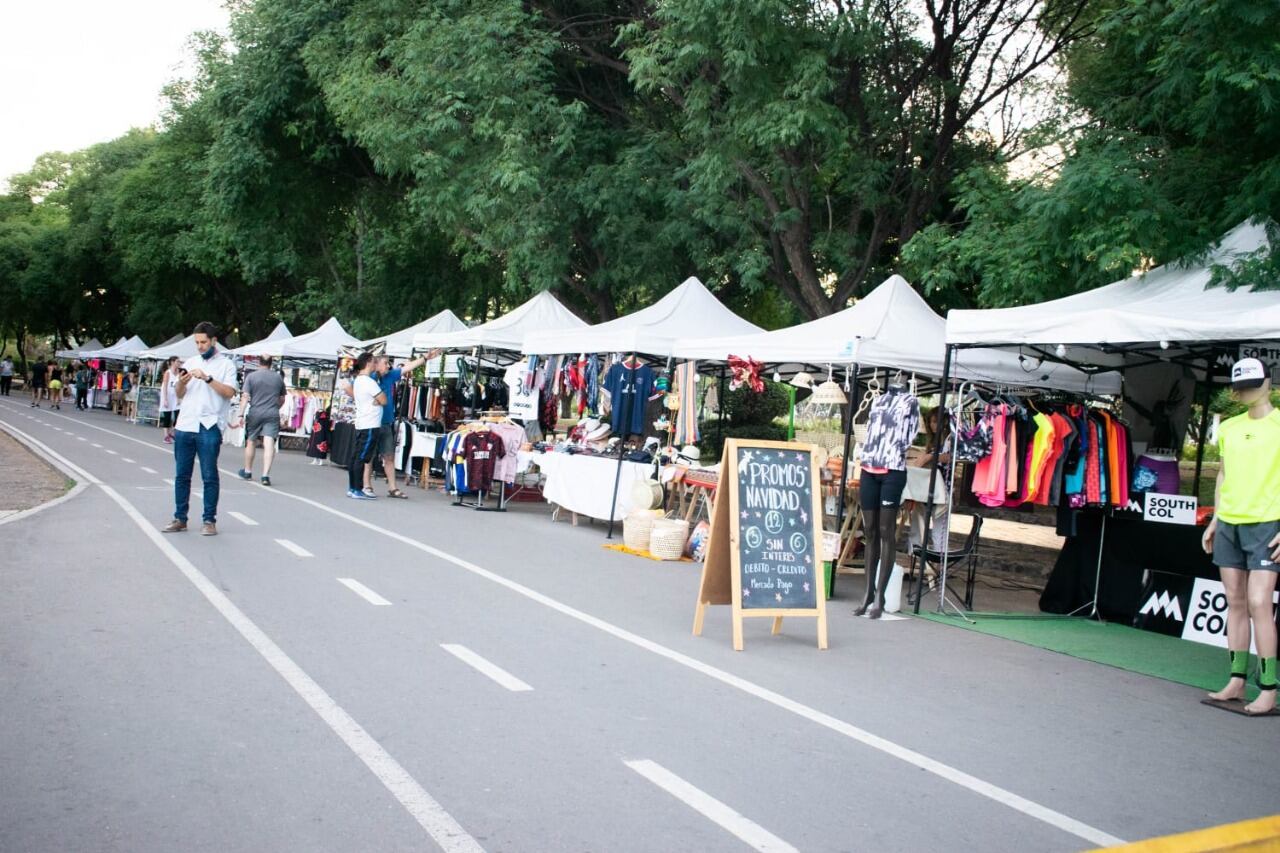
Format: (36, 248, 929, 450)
(462, 430, 506, 493)
(859, 389, 921, 471)
(604, 361, 655, 437)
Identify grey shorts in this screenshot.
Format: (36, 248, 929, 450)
(378, 423, 396, 456)
(245, 413, 281, 441)
(1213, 519, 1280, 572)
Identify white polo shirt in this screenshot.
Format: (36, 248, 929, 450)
(175, 350, 239, 433)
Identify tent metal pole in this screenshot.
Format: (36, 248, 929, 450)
(831, 364, 860, 599)
(1192, 359, 1214, 499)
(914, 344, 953, 614)
(717, 365, 727, 447)
(605, 352, 636, 540)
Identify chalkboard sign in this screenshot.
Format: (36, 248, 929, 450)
(693, 439, 829, 650)
(136, 386, 161, 424)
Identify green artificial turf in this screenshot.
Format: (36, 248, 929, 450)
(914, 611, 1259, 698)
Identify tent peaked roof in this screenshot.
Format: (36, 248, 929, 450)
(264, 321, 293, 341)
(523, 277, 761, 357)
(671, 275, 1119, 393)
(85, 335, 149, 361)
(416, 291, 587, 353)
(232, 317, 357, 361)
(947, 220, 1279, 347)
(56, 337, 103, 359)
(365, 309, 467, 356)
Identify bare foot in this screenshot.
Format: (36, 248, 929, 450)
(1208, 677, 1246, 702)
(1244, 690, 1276, 715)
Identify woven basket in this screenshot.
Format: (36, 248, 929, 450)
(624, 510, 662, 551)
(650, 518, 690, 560)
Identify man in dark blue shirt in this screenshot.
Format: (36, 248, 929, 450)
(373, 353, 429, 497)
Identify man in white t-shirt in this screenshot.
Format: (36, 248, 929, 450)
(162, 322, 238, 535)
(347, 351, 385, 501)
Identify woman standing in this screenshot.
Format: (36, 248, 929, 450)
(74, 362, 91, 411)
(47, 361, 65, 410)
(159, 356, 181, 442)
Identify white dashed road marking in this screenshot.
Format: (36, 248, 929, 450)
(142, 466, 157, 475)
(276, 539, 313, 558)
(337, 578, 392, 606)
(625, 760, 798, 853)
(228, 511, 258, 526)
(440, 645, 533, 692)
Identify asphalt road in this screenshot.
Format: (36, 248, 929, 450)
(1, 399, 1275, 852)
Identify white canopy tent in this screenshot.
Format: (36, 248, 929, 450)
(232, 317, 356, 362)
(672, 275, 1120, 393)
(947, 220, 1278, 357)
(56, 338, 103, 360)
(415, 291, 587, 354)
(523, 277, 761, 357)
(361, 309, 466, 357)
(81, 335, 150, 362)
(148, 321, 292, 361)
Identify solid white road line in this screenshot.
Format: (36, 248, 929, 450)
(228, 511, 259, 526)
(0, 412, 484, 853)
(625, 760, 797, 853)
(439, 645, 533, 692)
(141, 466, 157, 474)
(276, 538, 313, 558)
(337, 578, 392, 606)
(0, 401, 1124, 848)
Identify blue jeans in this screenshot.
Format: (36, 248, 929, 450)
(174, 425, 222, 524)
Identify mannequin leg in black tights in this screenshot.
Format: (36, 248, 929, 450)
(853, 508, 882, 616)
(854, 504, 902, 618)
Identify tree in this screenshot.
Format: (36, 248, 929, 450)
(904, 0, 1280, 306)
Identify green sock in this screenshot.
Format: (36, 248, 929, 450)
(1260, 656, 1277, 689)
(1229, 649, 1249, 678)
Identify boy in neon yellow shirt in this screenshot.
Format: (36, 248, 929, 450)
(1202, 358, 1280, 715)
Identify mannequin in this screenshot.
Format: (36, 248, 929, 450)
(854, 377, 920, 618)
(1202, 358, 1280, 715)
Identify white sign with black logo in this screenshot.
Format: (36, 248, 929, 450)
(1182, 577, 1280, 652)
(1143, 492, 1197, 525)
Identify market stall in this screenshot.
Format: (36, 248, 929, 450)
(358, 309, 465, 358)
(939, 219, 1280, 644)
(523, 277, 762, 531)
(76, 335, 150, 412)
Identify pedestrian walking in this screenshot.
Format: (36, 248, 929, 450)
(162, 322, 238, 536)
(231, 355, 286, 486)
(29, 359, 47, 407)
(73, 362, 91, 410)
(0, 354, 13, 396)
(158, 357, 180, 439)
(346, 351, 385, 501)
(373, 354, 430, 498)
(47, 361, 64, 409)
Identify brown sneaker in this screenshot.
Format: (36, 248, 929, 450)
(201, 522, 217, 536)
(162, 520, 187, 533)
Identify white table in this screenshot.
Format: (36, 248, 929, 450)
(533, 452, 655, 523)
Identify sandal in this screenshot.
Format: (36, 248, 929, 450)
(387, 489, 409, 499)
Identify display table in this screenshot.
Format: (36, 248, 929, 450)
(533, 451, 654, 523)
(1041, 510, 1217, 623)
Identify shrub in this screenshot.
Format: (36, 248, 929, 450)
(696, 422, 788, 462)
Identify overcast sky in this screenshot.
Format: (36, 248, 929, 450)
(0, 0, 229, 187)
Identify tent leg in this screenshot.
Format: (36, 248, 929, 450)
(717, 366, 727, 448)
(914, 345, 952, 614)
(606, 352, 637, 540)
(831, 364, 860, 599)
(1192, 361, 1213, 499)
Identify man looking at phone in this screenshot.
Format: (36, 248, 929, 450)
(162, 322, 238, 535)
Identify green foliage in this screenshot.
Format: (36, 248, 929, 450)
(721, 379, 790, 425)
(906, 0, 1280, 304)
(697, 422, 789, 462)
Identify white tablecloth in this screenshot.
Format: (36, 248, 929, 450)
(533, 452, 654, 521)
